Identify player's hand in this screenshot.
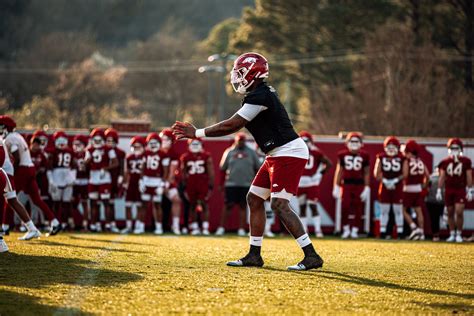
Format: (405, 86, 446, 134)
(172, 121, 196, 140)
(99, 169, 106, 180)
(313, 172, 323, 186)
(332, 185, 340, 199)
(466, 188, 473, 202)
(138, 179, 146, 193)
(436, 188, 443, 201)
(360, 186, 370, 202)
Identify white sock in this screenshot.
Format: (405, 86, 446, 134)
(25, 220, 37, 232)
(249, 236, 263, 247)
(410, 222, 417, 230)
(2, 224, 9, 231)
(172, 216, 180, 228)
(450, 230, 455, 236)
(313, 216, 322, 233)
(155, 222, 162, 230)
(300, 217, 308, 233)
(190, 222, 198, 230)
(126, 220, 132, 229)
(51, 218, 60, 227)
(343, 225, 350, 232)
(296, 233, 311, 248)
(202, 221, 209, 230)
(351, 226, 359, 234)
(456, 230, 462, 236)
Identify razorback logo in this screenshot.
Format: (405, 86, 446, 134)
(243, 57, 257, 63)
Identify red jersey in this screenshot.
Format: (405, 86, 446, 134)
(301, 149, 324, 177)
(73, 151, 89, 180)
(405, 157, 426, 185)
(51, 147, 74, 169)
(126, 153, 145, 185)
(30, 149, 48, 173)
(110, 146, 126, 180)
(85, 145, 117, 171)
(337, 149, 370, 184)
(377, 152, 404, 179)
(143, 150, 169, 178)
(439, 156, 472, 189)
(180, 151, 211, 185)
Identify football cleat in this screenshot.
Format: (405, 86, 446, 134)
(120, 227, 132, 234)
(46, 224, 62, 237)
(265, 230, 275, 238)
(181, 227, 189, 235)
(0, 237, 8, 253)
(215, 227, 225, 236)
(287, 254, 324, 271)
(172, 226, 181, 235)
(18, 229, 41, 241)
(154, 227, 163, 235)
(133, 227, 144, 234)
(191, 228, 201, 236)
(341, 229, 351, 239)
(227, 254, 264, 267)
(202, 229, 210, 236)
(110, 226, 120, 234)
(408, 229, 420, 240)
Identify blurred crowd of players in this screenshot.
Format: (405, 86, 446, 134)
(0, 114, 472, 252)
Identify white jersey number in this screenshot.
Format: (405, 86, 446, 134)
(187, 160, 205, 175)
(409, 160, 424, 175)
(382, 157, 401, 172)
(92, 150, 104, 163)
(58, 152, 72, 168)
(446, 162, 462, 177)
(146, 155, 160, 170)
(344, 156, 363, 171)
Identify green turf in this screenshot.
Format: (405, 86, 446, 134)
(0, 233, 473, 315)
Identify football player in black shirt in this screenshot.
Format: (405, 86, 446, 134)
(172, 52, 323, 271)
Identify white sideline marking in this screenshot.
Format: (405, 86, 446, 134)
(53, 234, 125, 315)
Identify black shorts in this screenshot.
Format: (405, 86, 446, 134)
(225, 186, 249, 205)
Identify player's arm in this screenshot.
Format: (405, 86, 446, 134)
(467, 168, 472, 187)
(363, 165, 370, 186)
(402, 159, 409, 180)
(122, 162, 130, 188)
(104, 157, 119, 171)
(333, 162, 342, 186)
(422, 163, 430, 188)
(172, 114, 247, 139)
(320, 155, 333, 173)
(374, 157, 382, 181)
(10, 149, 20, 169)
(167, 161, 178, 183)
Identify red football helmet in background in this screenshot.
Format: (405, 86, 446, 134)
(31, 130, 49, 149)
(345, 132, 363, 151)
(403, 139, 419, 155)
(230, 52, 269, 94)
(53, 130, 68, 149)
(188, 138, 203, 153)
(447, 138, 463, 158)
(73, 134, 89, 152)
(90, 128, 106, 148)
(383, 136, 400, 156)
(0, 115, 16, 137)
(159, 128, 175, 150)
(105, 128, 119, 146)
(146, 132, 161, 152)
(131, 136, 146, 155)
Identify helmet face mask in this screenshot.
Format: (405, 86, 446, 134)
(131, 143, 144, 155)
(189, 140, 202, 153)
(230, 53, 269, 95)
(73, 140, 85, 153)
(347, 138, 361, 152)
(302, 137, 312, 148)
(0, 125, 8, 139)
(92, 136, 104, 148)
(148, 140, 160, 152)
(385, 144, 398, 156)
(448, 145, 461, 158)
(106, 137, 116, 147)
(230, 67, 251, 94)
(161, 136, 172, 150)
(55, 137, 68, 149)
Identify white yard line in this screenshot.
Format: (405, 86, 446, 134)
(53, 234, 125, 315)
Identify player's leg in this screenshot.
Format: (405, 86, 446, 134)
(216, 186, 235, 235)
(454, 202, 465, 242)
(7, 198, 41, 240)
(309, 201, 323, 237)
(122, 202, 133, 234)
(393, 203, 404, 236)
(298, 193, 308, 233)
(167, 188, 181, 235)
(379, 203, 391, 237)
(341, 185, 351, 238)
(201, 200, 210, 235)
(152, 200, 163, 235)
(237, 198, 247, 236)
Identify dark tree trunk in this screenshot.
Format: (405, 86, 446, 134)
(464, 0, 473, 89)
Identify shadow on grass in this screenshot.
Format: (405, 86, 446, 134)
(68, 235, 159, 247)
(412, 301, 473, 313)
(0, 289, 91, 315)
(33, 239, 146, 253)
(0, 252, 143, 289)
(311, 270, 473, 300)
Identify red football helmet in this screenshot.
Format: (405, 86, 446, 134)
(31, 130, 49, 149)
(299, 131, 313, 143)
(230, 52, 269, 94)
(0, 143, 5, 167)
(383, 136, 400, 156)
(159, 128, 175, 150)
(73, 134, 88, 152)
(131, 136, 146, 155)
(346, 132, 363, 151)
(90, 128, 105, 148)
(404, 139, 419, 155)
(53, 130, 68, 149)
(0, 115, 16, 137)
(188, 138, 203, 153)
(447, 138, 463, 158)
(235, 132, 247, 142)
(447, 138, 463, 150)
(105, 128, 119, 146)
(146, 132, 161, 152)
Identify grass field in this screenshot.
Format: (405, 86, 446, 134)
(0, 233, 473, 315)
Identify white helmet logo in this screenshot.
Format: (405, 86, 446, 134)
(243, 57, 257, 63)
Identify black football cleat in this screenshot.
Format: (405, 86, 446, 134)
(287, 254, 324, 271)
(0, 227, 10, 236)
(227, 254, 264, 267)
(46, 224, 62, 237)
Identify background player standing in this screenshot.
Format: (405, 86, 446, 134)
(333, 132, 370, 239)
(172, 52, 324, 271)
(297, 131, 332, 237)
(373, 136, 405, 238)
(437, 138, 473, 242)
(122, 136, 146, 234)
(72, 134, 90, 231)
(105, 128, 125, 231)
(402, 139, 430, 240)
(180, 138, 214, 235)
